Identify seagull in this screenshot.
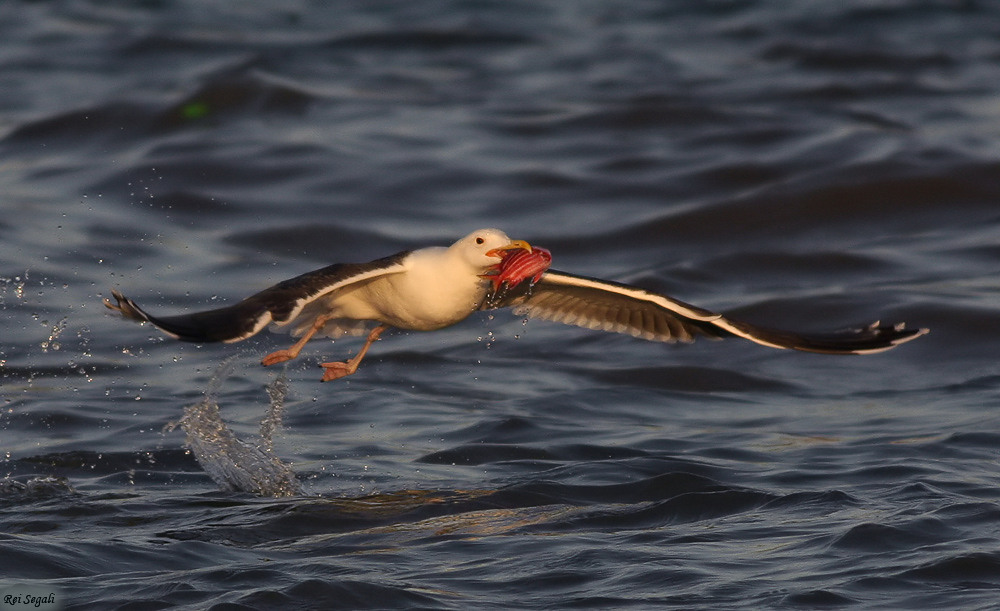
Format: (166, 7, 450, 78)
(104, 228, 927, 381)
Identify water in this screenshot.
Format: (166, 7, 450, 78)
(2, 1, 1000, 608)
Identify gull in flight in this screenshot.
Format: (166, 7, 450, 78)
(105, 228, 927, 381)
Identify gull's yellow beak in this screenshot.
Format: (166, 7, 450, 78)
(486, 239, 532, 258)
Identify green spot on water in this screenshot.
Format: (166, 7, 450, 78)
(180, 101, 210, 120)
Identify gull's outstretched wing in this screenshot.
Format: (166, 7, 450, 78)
(105, 252, 410, 343)
(486, 270, 927, 354)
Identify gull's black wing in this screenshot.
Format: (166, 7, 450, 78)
(485, 270, 927, 354)
(105, 252, 410, 343)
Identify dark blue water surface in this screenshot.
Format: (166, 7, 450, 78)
(3, 1, 1000, 609)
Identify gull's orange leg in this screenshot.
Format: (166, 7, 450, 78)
(319, 324, 388, 382)
(261, 315, 331, 367)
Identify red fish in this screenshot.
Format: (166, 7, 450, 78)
(486, 246, 552, 291)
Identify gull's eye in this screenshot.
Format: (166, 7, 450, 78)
(475, 237, 485, 245)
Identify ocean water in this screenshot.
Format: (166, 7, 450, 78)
(2, 1, 1000, 609)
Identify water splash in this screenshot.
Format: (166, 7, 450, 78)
(259, 375, 288, 455)
(0, 475, 74, 498)
(166, 359, 300, 497)
(0, 271, 28, 305)
(40, 317, 67, 352)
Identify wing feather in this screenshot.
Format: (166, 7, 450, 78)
(105, 252, 411, 343)
(486, 270, 724, 343)
(486, 270, 928, 354)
